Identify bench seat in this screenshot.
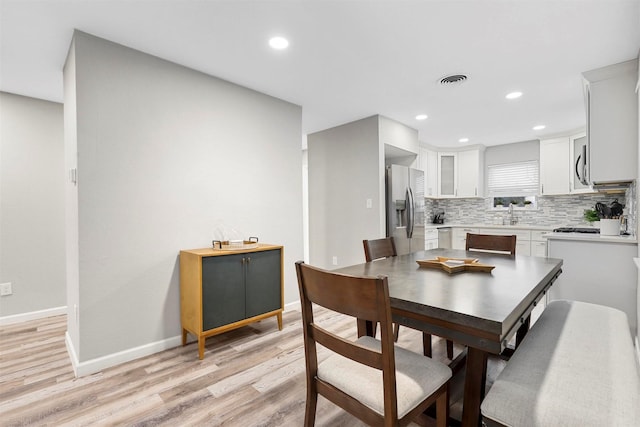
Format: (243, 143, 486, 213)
(481, 300, 640, 427)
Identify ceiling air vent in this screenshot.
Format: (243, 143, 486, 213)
(440, 74, 468, 85)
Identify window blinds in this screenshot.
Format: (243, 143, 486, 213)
(487, 161, 539, 195)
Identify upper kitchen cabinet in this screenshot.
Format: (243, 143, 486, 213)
(457, 149, 483, 197)
(437, 152, 457, 197)
(540, 137, 570, 195)
(436, 148, 484, 198)
(569, 132, 590, 193)
(583, 59, 638, 185)
(539, 131, 590, 195)
(418, 147, 438, 197)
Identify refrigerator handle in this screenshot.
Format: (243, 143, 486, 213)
(406, 187, 414, 238)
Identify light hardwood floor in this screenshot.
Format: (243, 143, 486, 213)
(0, 307, 500, 426)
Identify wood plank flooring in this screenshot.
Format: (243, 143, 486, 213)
(0, 308, 504, 426)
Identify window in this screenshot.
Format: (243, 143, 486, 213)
(487, 160, 539, 195)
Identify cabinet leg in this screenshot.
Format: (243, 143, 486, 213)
(198, 337, 205, 360)
(182, 328, 188, 346)
(277, 313, 283, 330)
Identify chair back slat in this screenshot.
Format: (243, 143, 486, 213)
(465, 233, 516, 255)
(310, 325, 384, 369)
(363, 237, 397, 262)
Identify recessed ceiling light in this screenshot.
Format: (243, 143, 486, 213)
(506, 91, 523, 100)
(269, 36, 289, 50)
(459, 138, 469, 143)
(416, 114, 428, 120)
(533, 125, 546, 130)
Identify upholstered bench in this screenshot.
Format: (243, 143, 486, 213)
(481, 300, 640, 427)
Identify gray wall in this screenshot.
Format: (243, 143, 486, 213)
(65, 31, 303, 363)
(307, 115, 418, 269)
(308, 116, 383, 269)
(0, 92, 66, 317)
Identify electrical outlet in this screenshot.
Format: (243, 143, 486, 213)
(332, 256, 338, 266)
(0, 282, 12, 296)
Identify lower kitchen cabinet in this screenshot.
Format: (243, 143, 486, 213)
(452, 227, 479, 249)
(180, 244, 284, 359)
(425, 228, 438, 250)
(548, 238, 637, 335)
(452, 227, 552, 256)
(480, 228, 532, 256)
(530, 230, 550, 257)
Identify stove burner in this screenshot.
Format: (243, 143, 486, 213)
(553, 227, 600, 234)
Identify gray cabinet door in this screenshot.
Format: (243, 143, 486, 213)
(245, 249, 281, 318)
(202, 254, 245, 330)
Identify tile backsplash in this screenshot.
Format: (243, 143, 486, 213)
(425, 184, 636, 234)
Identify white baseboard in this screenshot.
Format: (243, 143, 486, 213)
(284, 299, 301, 312)
(0, 306, 67, 326)
(67, 332, 183, 377)
(2, 298, 302, 377)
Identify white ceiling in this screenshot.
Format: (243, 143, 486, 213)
(1, 0, 639, 148)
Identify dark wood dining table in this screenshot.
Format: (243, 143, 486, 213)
(334, 248, 563, 427)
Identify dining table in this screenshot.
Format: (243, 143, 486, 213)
(334, 248, 563, 427)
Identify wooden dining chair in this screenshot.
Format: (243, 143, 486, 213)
(465, 233, 519, 355)
(363, 237, 401, 341)
(295, 261, 451, 427)
(465, 233, 516, 255)
(363, 237, 398, 263)
(363, 237, 455, 360)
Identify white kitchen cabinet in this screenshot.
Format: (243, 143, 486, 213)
(531, 241, 548, 257)
(540, 137, 570, 195)
(569, 132, 590, 193)
(583, 59, 638, 184)
(437, 152, 457, 197)
(452, 227, 479, 249)
(425, 228, 439, 250)
(418, 147, 439, 197)
(436, 149, 483, 198)
(425, 149, 438, 197)
(530, 230, 551, 257)
(479, 228, 532, 256)
(548, 238, 638, 335)
(457, 149, 482, 197)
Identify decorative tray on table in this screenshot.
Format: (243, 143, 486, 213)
(212, 237, 259, 251)
(416, 257, 495, 274)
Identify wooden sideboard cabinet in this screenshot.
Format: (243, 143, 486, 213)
(180, 244, 284, 359)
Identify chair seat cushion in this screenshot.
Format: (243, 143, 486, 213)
(481, 300, 640, 427)
(317, 335, 452, 418)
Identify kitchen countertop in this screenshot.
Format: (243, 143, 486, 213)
(426, 223, 638, 243)
(426, 223, 559, 231)
(544, 232, 637, 244)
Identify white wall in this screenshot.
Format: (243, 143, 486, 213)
(0, 92, 66, 317)
(636, 47, 640, 352)
(379, 115, 419, 154)
(307, 116, 382, 269)
(65, 31, 303, 366)
(307, 115, 418, 269)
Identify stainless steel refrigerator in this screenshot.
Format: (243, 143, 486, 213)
(386, 165, 425, 255)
